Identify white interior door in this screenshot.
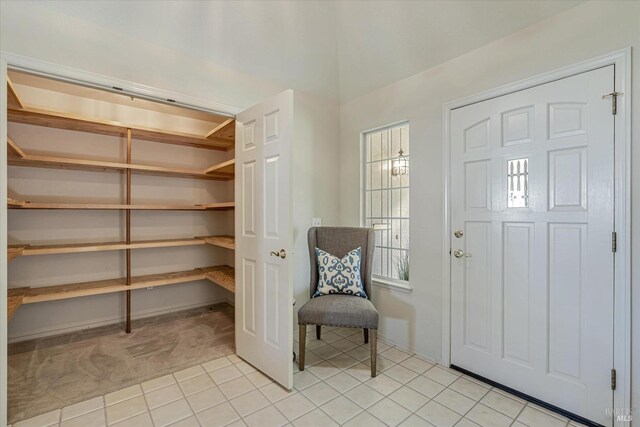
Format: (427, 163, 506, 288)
(235, 89, 293, 389)
(450, 66, 615, 425)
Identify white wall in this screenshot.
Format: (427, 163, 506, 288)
(339, 0, 639, 411)
(292, 92, 341, 323)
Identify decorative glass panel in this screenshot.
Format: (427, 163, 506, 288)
(507, 158, 529, 208)
(364, 123, 410, 282)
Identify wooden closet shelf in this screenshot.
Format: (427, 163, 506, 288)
(8, 235, 236, 260)
(8, 246, 26, 261)
(7, 78, 24, 110)
(8, 152, 234, 181)
(205, 159, 235, 175)
(206, 118, 235, 143)
(8, 198, 235, 211)
(8, 107, 234, 151)
(205, 267, 235, 293)
(8, 288, 27, 320)
(8, 265, 235, 310)
(202, 235, 236, 250)
(7, 137, 26, 158)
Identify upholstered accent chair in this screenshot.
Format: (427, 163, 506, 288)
(297, 226, 379, 377)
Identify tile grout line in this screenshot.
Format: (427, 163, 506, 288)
(139, 380, 155, 427)
(101, 396, 107, 427)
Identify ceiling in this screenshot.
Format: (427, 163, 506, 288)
(7, 0, 584, 103)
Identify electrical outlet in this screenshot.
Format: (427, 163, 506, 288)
(312, 218, 322, 227)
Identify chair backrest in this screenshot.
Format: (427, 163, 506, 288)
(307, 226, 376, 300)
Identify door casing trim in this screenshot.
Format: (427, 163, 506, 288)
(0, 49, 243, 426)
(441, 48, 632, 423)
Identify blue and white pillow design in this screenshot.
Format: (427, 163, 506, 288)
(313, 247, 367, 298)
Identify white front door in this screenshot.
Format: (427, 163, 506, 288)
(450, 66, 614, 425)
(235, 89, 293, 389)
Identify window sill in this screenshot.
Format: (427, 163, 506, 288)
(372, 277, 413, 294)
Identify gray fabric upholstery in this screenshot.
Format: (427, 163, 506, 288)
(298, 226, 378, 330)
(307, 227, 376, 300)
(298, 294, 378, 329)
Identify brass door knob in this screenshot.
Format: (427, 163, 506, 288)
(270, 249, 287, 259)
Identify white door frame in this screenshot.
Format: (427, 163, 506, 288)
(0, 50, 244, 425)
(442, 48, 631, 419)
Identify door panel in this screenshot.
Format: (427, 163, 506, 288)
(450, 66, 614, 425)
(235, 90, 293, 389)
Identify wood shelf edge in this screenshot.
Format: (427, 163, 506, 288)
(201, 235, 235, 250)
(8, 288, 27, 320)
(8, 199, 235, 211)
(7, 235, 235, 259)
(16, 265, 233, 304)
(7, 136, 26, 158)
(8, 245, 27, 261)
(7, 137, 233, 180)
(204, 265, 235, 293)
(8, 107, 234, 151)
(7, 77, 24, 110)
(206, 118, 235, 140)
(205, 159, 235, 176)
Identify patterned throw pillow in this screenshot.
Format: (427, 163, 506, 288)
(313, 247, 367, 298)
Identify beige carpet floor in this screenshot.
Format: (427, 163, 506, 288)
(8, 303, 235, 424)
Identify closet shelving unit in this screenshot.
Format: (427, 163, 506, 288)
(5, 77, 237, 330)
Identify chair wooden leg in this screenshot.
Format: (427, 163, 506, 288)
(363, 328, 369, 344)
(316, 325, 321, 340)
(370, 329, 377, 378)
(299, 325, 306, 371)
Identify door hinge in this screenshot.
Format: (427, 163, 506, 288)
(611, 369, 617, 390)
(602, 92, 622, 115)
(612, 231, 617, 252)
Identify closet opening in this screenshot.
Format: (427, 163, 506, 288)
(5, 69, 238, 423)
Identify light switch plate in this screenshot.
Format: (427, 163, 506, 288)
(312, 218, 322, 227)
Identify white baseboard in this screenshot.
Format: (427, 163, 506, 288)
(8, 298, 229, 344)
(376, 332, 439, 366)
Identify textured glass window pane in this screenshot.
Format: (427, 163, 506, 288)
(401, 220, 410, 249)
(391, 130, 401, 160)
(381, 130, 389, 160)
(391, 219, 402, 248)
(370, 190, 381, 218)
(391, 189, 402, 218)
(400, 188, 410, 217)
(393, 127, 402, 155)
(380, 247, 389, 277)
(507, 158, 529, 208)
(371, 132, 382, 161)
(401, 161, 410, 187)
(391, 169, 402, 188)
(371, 161, 382, 190)
(372, 246, 382, 276)
(363, 123, 410, 282)
(400, 126, 409, 155)
(365, 191, 371, 219)
(381, 190, 388, 219)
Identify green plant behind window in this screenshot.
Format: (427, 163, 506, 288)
(395, 251, 409, 281)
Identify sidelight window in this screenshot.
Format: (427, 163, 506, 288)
(362, 123, 410, 283)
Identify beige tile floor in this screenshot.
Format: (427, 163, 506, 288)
(12, 326, 589, 427)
